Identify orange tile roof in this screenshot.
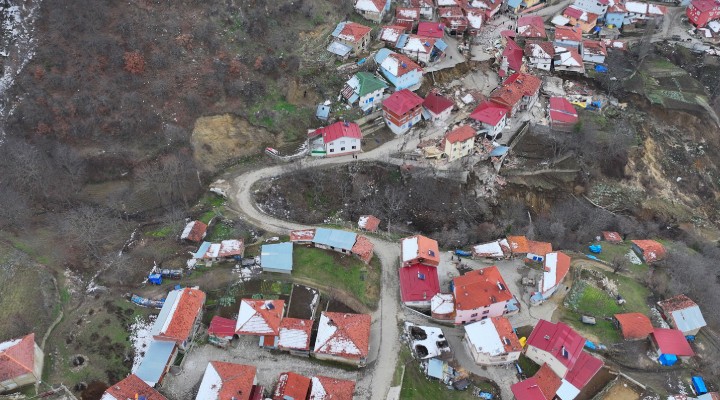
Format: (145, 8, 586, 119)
(212, 361, 257, 400)
(358, 215, 381, 232)
(507, 236, 530, 253)
(490, 73, 542, 110)
(658, 294, 697, 313)
(492, 317, 523, 353)
(453, 266, 514, 311)
(290, 229, 316, 242)
(278, 318, 314, 351)
(631, 240, 666, 263)
(528, 240, 552, 257)
(158, 288, 206, 344)
(274, 372, 311, 400)
(104, 374, 168, 400)
(0, 333, 36, 382)
(445, 125, 476, 144)
(184, 220, 208, 242)
(351, 235, 374, 264)
(309, 376, 356, 400)
(401, 235, 440, 266)
(615, 313, 654, 340)
(535, 364, 562, 399)
(601, 231, 622, 243)
(338, 22, 372, 43)
(388, 53, 423, 77)
(315, 312, 371, 360)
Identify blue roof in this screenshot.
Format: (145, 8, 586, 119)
(396, 34, 409, 49)
(151, 289, 181, 336)
(489, 146, 510, 157)
(261, 242, 293, 272)
(427, 358, 444, 379)
(374, 48, 393, 64)
(507, 0, 522, 7)
(192, 241, 211, 259)
(327, 41, 352, 57)
(435, 39, 448, 52)
(136, 340, 176, 386)
(316, 104, 331, 120)
(331, 21, 347, 38)
(313, 228, 357, 251)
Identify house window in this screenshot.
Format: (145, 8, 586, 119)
(329, 149, 335, 153)
(471, 313, 478, 317)
(482, 310, 489, 314)
(341, 147, 346, 151)
(352, 145, 357, 149)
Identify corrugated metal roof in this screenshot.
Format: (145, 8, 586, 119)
(435, 39, 448, 52)
(671, 306, 707, 333)
(192, 241, 211, 259)
(151, 290, 181, 336)
(260, 242, 293, 272)
(313, 228, 358, 251)
(135, 340, 176, 386)
(327, 41, 352, 57)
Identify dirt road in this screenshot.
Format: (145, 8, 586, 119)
(229, 136, 417, 400)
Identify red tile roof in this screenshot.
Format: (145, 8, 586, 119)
(564, 352, 603, 389)
(615, 313, 654, 340)
(528, 240, 553, 256)
(274, 372, 311, 400)
(493, 316, 523, 353)
(236, 299, 285, 336)
(502, 44, 524, 76)
(582, 40, 607, 56)
(310, 121, 363, 144)
(563, 6, 584, 19)
(691, 0, 719, 12)
(526, 320, 585, 369)
(423, 92, 454, 115)
(290, 229, 316, 242)
(386, 53, 423, 77)
(445, 125, 476, 144)
(208, 316, 237, 338)
(652, 328, 695, 356)
(507, 235, 530, 253)
(278, 318, 314, 351)
(351, 235, 374, 263)
(337, 22, 372, 43)
(658, 294, 698, 313)
(549, 97, 578, 124)
(631, 240, 666, 263)
(183, 220, 208, 242)
(211, 361, 258, 400)
(535, 364, 562, 399)
(309, 375, 356, 400)
(511, 377, 548, 400)
(315, 312, 371, 360)
(490, 73, 541, 110)
(0, 333, 36, 382)
(525, 41, 555, 58)
(453, 266, 514, 311)
(417, 21, 446, 38)
(517, 16, 546, 38)
(401, 235, 440, 266)
(399, 263, 441, 303)
(554, 26, 583, 42)
(470, 101, 508, 126)
(383, 89, 424, 115)
(601, 231, 622, 243)
(358, 215, 380, 232)
(157, 288, 206, 344)
(105, 374, 168, 400)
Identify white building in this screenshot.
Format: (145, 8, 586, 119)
(464, 317, 522, 365)
(308, 121, 363, 157)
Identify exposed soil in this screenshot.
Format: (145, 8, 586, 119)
(600, 378, 642, 400)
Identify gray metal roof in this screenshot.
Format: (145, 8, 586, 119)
(671, 306, 707, 333)
(135, 340, 176, 386)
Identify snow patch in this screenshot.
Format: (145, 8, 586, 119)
(130, 315, 156, 373)
(625, 249, 642, 265)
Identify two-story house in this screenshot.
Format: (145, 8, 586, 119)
(375, 49, 424, 90)
(453, 266, 514, 324)
(341, 72, 388, 113)
(328, 21, 373, 59)
(382, 89, 424, 134)
(308, 121, 363, 157)
(464, 317, 522, 365)
(470, 101, 508, 139)
(354, 0, 390, 23)
(443, 125, 477, 162)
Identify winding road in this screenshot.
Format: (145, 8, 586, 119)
(229, 135, 418, 400)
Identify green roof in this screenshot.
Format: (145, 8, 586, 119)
(355, 72, 387, 97)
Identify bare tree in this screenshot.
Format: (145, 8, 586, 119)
(60, 206, 119, 260)
(610, 255, 628, 274)
(381, 185, 407, 232)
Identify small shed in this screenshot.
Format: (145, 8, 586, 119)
(316, 104, 331, 121)
(615, 313, 653, 340)
(208, 316, 237, 348)
(260, 242, 293, 274)
(693, 376, 708, 395)
(358, 215, 381, 232)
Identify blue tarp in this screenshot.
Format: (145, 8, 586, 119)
(435, 39, 448, 52)
(135, 340, 176, 386)
(586, 254, 599, 260)
(427, 358, 444, 379)
(659, 353, 678, 366)
(260, 242, 293, 273)
(589, 244, 602, 253)
(507, 297, 519, 313)
(693, 376, 708, 395)
(455, 250, 472, 257)
(489, 146, 510, 157)
(595, 65, 608, 73)
(148, 273, 162, 285)
(313, 228, 358, 251)
(585, 340, 597, 350)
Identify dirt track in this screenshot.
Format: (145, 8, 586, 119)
(229, 136, 411, 400)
